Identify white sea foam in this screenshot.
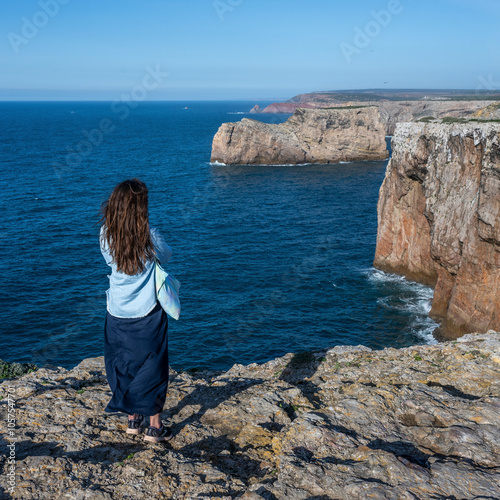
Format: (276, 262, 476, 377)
(227, 112, 248, 115)
(367, 268, 439, 345)
(209, 162, 315, 167)
(250, 163, 315, 167)
(210, 159, 386, 167)
(339, 157, 389, 165)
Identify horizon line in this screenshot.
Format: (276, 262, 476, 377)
(1, 88, 500, 103)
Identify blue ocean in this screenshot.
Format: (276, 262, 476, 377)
(0, 101, 438, 371)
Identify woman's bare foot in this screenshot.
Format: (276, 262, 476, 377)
(128, 413, 139, 421)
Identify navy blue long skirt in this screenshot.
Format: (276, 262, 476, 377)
(104, 301, 169, 416)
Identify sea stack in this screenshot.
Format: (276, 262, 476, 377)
(211, 107, 389, 165)
(374, 121, 500, 338)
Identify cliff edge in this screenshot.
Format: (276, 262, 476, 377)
(374, 121, 500, 339)
(1, 332, 499, 499)
(211, 107, 389, 165)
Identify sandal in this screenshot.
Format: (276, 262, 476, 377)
(144, 422, 173, 443)
(126, 415, 146, 435)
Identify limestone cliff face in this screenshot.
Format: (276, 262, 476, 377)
(473, 101, 500, 119)
(377, 101, 498, 135)
(259, 98, 497, 135)
(260, 102, 317, 113)
(211, 107, 389, 165)
(374, 121, 500, 338)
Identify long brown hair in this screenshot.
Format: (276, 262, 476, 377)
(100, 179, 155, 275)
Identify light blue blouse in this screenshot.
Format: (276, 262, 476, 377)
(100, 226, 172, 318)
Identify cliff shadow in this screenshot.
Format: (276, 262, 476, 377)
(278, 350, 327, 411)
(13, 438, 150, 466)
(366, 438, 431, 470)
(175, 434, 268, 486)
(163, 374, 265, 434)
(14, 370, 107, 404)
(278, 351, 364, 456)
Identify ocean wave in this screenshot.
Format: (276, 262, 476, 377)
(227, 112, 248, 115)
(210, 161, 227, 166)
(366, 268, 439, 345)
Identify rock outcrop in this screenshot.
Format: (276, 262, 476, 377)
(260, 102, 318, 114)
(258, 98, 498, 135)
(211, 107, 389, 165)
(249, 105, 261, 114)
(473, 101, 500, 120)
(377, 100, 499, 135)
(1, 332, 499, 499)
(374, 121, 500, 339)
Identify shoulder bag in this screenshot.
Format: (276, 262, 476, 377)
(154, 257, 181, 320)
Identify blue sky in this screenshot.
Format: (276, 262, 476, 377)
(1, 0, 499, 100)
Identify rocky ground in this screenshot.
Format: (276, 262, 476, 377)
(1, 332, 499, 499)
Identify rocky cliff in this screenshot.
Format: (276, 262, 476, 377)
(377, 101, 499, 135)
(1, 332, 499, 499)
(256, 99, 498, 135)
(474, 101, 500, 120)
(211, 107, 389, 165)
(374, 121, 500, 339)
(260, 102, 318, 114)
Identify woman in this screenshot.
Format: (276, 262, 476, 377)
(100, 178, 173, 443)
